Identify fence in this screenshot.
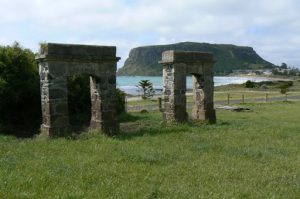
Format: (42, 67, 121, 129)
(125, 93, 300, 112)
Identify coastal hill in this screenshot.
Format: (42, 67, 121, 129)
(117, 42, 275, 76)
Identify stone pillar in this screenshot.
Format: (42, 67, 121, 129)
(191, 72, 216, 123)
(162, 64, 174, 122)
(173, 63, 188, 122)
(191, 74, 205, 120)
(161, 51, 188, 123)
(90, 73, 119, 135)
(39, 62, 69, 137)
(159, 50, 216, 124)
(202, 64, 216, 123)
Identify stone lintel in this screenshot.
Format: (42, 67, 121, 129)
(159, 50, 214, 64)
(36, 43, 120, 63)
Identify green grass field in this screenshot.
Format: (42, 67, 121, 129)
(1, 101, 300, 198)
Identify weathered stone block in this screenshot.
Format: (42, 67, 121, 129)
(37, 43, 119, 61)
(48, 62, 68, 77)
(160, 50, 214, 64)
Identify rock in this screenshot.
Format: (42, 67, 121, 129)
(216, 106, 251, 112)
(260, 84, 268, 90)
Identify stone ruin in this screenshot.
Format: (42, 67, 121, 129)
(36, 43, 120, 137)
(37, 43, 216, 137)
(159, 50, 216, 123)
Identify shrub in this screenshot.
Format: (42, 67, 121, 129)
(280, 88, 288, 94)
(277, 81, 293, 89)
(67, 75, 91, 127)
(278, 81, 293, 94)
(116, 88, 126, 114)
(245, 80, 255, 88)
(0, 42, 41, 136)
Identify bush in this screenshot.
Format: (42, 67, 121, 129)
(280, 88, 288, 94)
(116, 88, 126, 114)
(0, 43, 41, 136)
(245, 80, 255, 88)
(278, 81, 293, 94)
(277, 81, 293, 89)
(67, 75, 91, 127)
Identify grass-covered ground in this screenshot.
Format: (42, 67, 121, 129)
(1, 101, 300, 198)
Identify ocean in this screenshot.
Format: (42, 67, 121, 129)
(117, 76, 272, 95)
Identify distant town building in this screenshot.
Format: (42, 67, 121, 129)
(232, 69, 273, 76)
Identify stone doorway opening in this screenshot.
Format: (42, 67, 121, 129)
(67, 74, 91, 132)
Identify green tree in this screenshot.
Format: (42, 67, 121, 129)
(280, 63, 288, 69)
(137, 80, 155, 99)
(245, 80, 255, 88)
(0, 42, 41, 136)
(116, 88, 126, 114)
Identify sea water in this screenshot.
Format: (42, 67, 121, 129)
(117, 76, 272, 95)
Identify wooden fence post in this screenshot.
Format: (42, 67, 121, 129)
(227, 93, 230, 105)
(158, 97, 162, 112)
(125, 96, 127, 113)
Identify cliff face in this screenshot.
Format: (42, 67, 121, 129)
(117, 42, 275, 76)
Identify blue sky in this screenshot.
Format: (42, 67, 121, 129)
(0, 0, 299, 68)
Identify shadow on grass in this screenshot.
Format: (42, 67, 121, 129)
(118, 112, 145, 123)
(117, 125, 188, 140)
(0, 112, 224, 140)
(117, 119, 213, 140)
(0, 125, 40, 138)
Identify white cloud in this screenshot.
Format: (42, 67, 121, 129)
(0, 0, 299, 68)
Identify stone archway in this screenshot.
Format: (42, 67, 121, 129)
(36, 43, 120, 137)
(159, 50, 216, 123)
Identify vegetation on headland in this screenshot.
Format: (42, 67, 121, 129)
(117, 42, 275, 76)
(1, 101, 300, 198)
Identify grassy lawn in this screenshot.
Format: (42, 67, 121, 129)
(1, 101, 300, 198)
